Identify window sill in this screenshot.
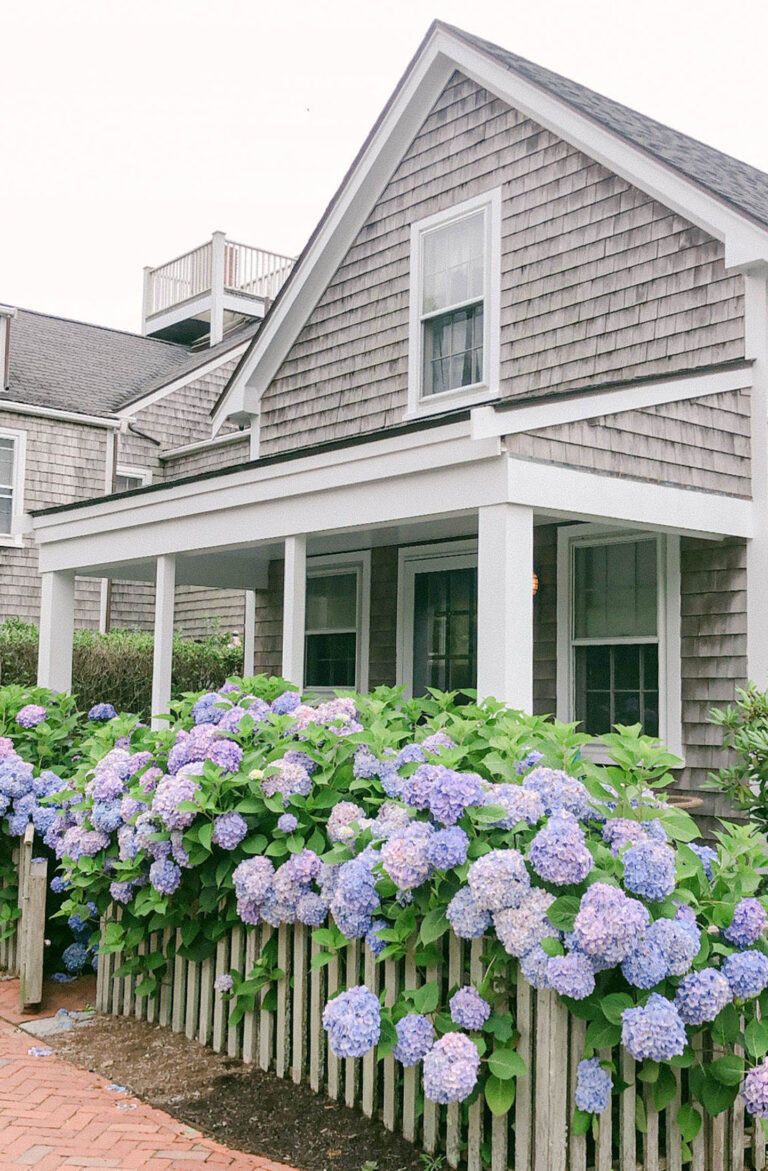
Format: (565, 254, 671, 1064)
(405, 383, 497, 420)
(579, 740, 685, 769)
(0, 535, 23, 548)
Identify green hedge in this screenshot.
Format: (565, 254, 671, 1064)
(0, 619, 244, 717)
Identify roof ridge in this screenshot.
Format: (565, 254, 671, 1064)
(11, 306, 190, 350)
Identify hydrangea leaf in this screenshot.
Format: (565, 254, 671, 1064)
(547, 895, 581, 932)
(485, 1074, 516, 1116)
(677, 1103, 702, 1142)
(419, 908, 449, 945)
(653, 1065, 678, 1111)
(745, 1017, 768, 1059)
(709, 1055, 746, 1086)
(585, 1019, 622, 1052)
(487, 1046, 526, 1080)
(601, 993, 634, 1026)
(699, 1070, 739, 1116)
(571, 1108, 591, 1136)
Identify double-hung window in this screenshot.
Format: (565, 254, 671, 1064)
(0, 428, 25, 545)
(557, 527, 682, 754)
(408, 189, 501, 415)
(304, 553, 370, 693)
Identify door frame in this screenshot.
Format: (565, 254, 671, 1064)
(396, 539, 478, 698)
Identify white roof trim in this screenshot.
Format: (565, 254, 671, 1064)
(0, 398, 118, 428)
(212, 24, 768, 433)
(118, 339, 251, 419)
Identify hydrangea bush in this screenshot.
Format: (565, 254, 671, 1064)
(4, 677, 768, 1158)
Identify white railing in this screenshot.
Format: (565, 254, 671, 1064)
(145, 236, 295, 318)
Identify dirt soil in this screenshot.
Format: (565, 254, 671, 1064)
(51, 1015, 426, 1171)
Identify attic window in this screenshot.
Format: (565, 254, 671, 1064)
(408, 188, 501, 417)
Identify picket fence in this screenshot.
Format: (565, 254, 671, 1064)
(0, 829, 48, 1008)
(95, 915, 768, 1171)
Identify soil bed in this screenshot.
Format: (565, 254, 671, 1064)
(51, 1014, 425, 1171)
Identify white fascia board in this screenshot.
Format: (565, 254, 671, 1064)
(0, 305, 17, 318)
(160, 429, 250, 463)
(506, 456, 753, 539)
(213, 26, 768, 433)
(0, 399, 118, 428)
(470, 365, 753, 440)
(118, 341, 251, 419)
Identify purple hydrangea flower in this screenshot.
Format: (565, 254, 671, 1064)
(742, 1060, 768, 1116)
(520, 944, 552, 990)
(380, 823, 434, 891)
(482, 783, 545, 829)
(353, 747, 380, 780)
(421, 730, 456, 754)
(212, 811, 248, 850)
(573, 883, 650, 967)
(528, 812, 594, 886)
(271, 691, 302, 716)
(149, 857, 181, 895)
(214, 973, 234, 994)
(327, 802, 366, 845)
(277, 813, 298, 834)
(446, 887, 492, 940)
(621, 994, 687, 1061)
(522, 767, 592, 820)
(322, 986, 381, 1058)
(426, 826, 469, 870)
(723, 951, 768, 999)
(330, 857, 380, 938)
(262, 758, 312, 805)
(689, 842, 718, 881)
(575, 1057, 612, 1113)
(516, 750, 544, 774)
(621, 935, 668, 989)
(724, 899, 768, 949)
(468, 849, 530, 913)
(393, 1014, 434, 1065)
(547, 952, 595, 999)
(296, 892, 329, 928)
(493, 888, 557, 959)
(648, 916, 700, 977)
(602, 818, 650, 856)
(152, 775, 199, 830)
(402, 763, 485, 825)
(622, 841, 677, 902)
(675, 968, 733, 1024)
(423, 1032, 480, 1103)
(63, 942, 89, 973)
(109, 881, 134, 905)
(16, 704, 47, 728)
(208, 739, 243, 774)
(449, 986, 491, 1030)
(364, 919, 388, 957)
(88, 703, 117, 721)
(233, 856, 274, 902)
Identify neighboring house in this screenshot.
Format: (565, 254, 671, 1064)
(0, 234, 293, 641)
(27, 23, 768, 825)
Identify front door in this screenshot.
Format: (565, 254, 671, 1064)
(412, 566, 477, 697)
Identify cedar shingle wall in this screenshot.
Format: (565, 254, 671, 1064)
(258, 72, 744, 454)
(505, 388, 751, 496)
(161, 437, 250, 480)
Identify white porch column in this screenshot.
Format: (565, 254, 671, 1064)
(37, 571, 75, 692)
(243, 589, 256, 677)
(281, 535, 306, 689)
(477, 503, 534, 710)
(151, 555, 176, 729)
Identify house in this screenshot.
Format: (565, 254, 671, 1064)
(25, 22, 767, 822)
(0, 234, 293, 644)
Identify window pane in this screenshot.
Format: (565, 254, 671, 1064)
(413, 568, 477, 697)
(305, 632, 356, 689)
(115, 474, 143, 493)
(0, 491, 11, 535)
(574, 540, 657, 638)
(422, 212, 485, 314)
(423, 303, 484, 396)
(306, 573, 358, 631)
(0, 438, 14, 489)
(575, 643, 659, 737)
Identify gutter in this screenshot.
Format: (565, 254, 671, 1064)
(160, 429, 249, 462)
(0, 398, 119, 428)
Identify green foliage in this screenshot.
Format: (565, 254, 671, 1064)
(708, 684, 768, 832)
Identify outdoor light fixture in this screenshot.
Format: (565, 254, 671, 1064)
(532, 572, 539, 596)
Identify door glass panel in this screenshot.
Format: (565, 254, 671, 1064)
(413, 567, 477, 697)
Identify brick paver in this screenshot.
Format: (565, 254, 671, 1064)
(0, 977, 298, 1170)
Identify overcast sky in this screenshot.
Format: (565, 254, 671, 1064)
(3, 0, 766, 333)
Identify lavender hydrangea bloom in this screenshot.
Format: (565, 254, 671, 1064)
(364, 919, 388, 957)
(330, 857, 380, 938)
(522, 767, 592, 820)
(16, 704, 47, 728)
(63, 942, 89, 973)
(296, 892, 330, 928)
(393, 1014, 435, 1065)
(371, 802, 413, 841)
(468, 849, 530, 913)
(446, 887, 492, 939)
(573, 883, 650, 967)
(547, 952, 595, 999)
(675, 968, 733, 1024)
(212, 811, 248, 850)
(482, 783, 545, 829)
(322, 986, 381, 1058)
(621, 994, 687, 1061)
(149, 858, 182, 895)
(493, 888, 557, 958)
(277, 813, 298, 833)
(261, 758, 312, 805)
(381, 823, 434, 891)
(421, 730, 456, 754)
(449, 986, 491, 1030)
(602, 818, 650, 856)
(109, 881, 134, 905)
(575, 1057, 613, 1113)
(396, 743, 425, 768)
(528, 812, 594, 886)
(621, 935, 668, 989)
(426, 826, 469, 870)
(191, 693, 225, 725)
(271, 691, 302, 715)
(742, 1060, 768, 1116)
(689, 842, 718, 880)
(327, 802, 366, 844)
(516, 749, 544, 774)
(423, 1033, 480, 1104)
(233, 856, 274, 902)
(217, 706, 249, 733)
(402, 764, 485, 825)
(622, 841, 677, 902)
(649, 917, 700, 977)
(208, 739, 243, 774)
(214, 973, 234, 993)
(723, 951, 768, 999)
(520, 944, 553, 990)
(88, 703, 117, 721)
(152, 775, 199, 830)
(724, 899, 768, 948)
(353, 747, 380, 780)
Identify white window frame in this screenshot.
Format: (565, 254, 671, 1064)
(407, 188, 502, 419)
(396, 539, 478, 698)
(0, 426, 26, 547)
(305, 551, 371, 694)
(556, 524, 682, 760)
(115, 465, 153, 492)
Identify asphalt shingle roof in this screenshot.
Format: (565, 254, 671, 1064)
(2, 309, 261, 417)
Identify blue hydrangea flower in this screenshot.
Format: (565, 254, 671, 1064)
(602, 818, 650, 856)
(528, 812, 594, 886)
(353, 747, 380, 780)
(191, 693, 224, 725)
(575, 1057, 613, 1113)
(16, 704, 47, 728)
(88, 703, 117, 721)
(380, 823, 433, 891)
(327, 802, 366, 844)
(423, 1032, 480, 1103)
(62, 942, 89, 973)
(214, 973, 234, 993)
(446, 887, 492, 940)
(516, 750, 544, 774)
(724, 899, 768, 948)
(493, 888, 557, 958)
(723, 951, 768, 999)
(208, 739, 243, 775)
(277, 813, 298, 834)
(449, 986, 491, 1030)
(522, 767, 592, 820)
(573, 883, 650, 966)
(622, 841, 677, 902)
(648, 916, 700, 977)
(675, 967, 733, 1024)
(621, 994, 687, 1061)
(742, 1059, 768, 1116)
(330, 857, 380, 938)
(689, 842, 718, 880)
(468, 849, 530, 913)
(271, 691, 303, 716)
(547, 952, 595, 999)
(364, 919, 388, 956)
(481, 783, 544, 828)
(519, 944, 552, 990)
(152, 775, 199, 830)
(621, 935, 668, 989)
(402, 764, 485, 825)
(109, 881, 134, 905)
(392, 1014, 435, 1065)
(426, 826, 469, 870)
(322, 986, 381, 1058)
(149, 857, 182, 896)
(212, 811, 248, 850)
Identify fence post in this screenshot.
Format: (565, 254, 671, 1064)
(17, 825, 47, 1011)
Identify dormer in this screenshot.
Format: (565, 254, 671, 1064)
(141, 231, 294, 347)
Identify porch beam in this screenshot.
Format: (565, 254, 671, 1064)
(282, 535, 306, 689)
(151, 555, 176, 729)
(477, 503, 534, 711)
(37, 571, 75, 692)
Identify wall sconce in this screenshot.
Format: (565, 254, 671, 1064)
(532, 572, 539, 597)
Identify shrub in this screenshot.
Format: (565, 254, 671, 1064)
(7, 679, 768, 1144)
(708, 684, 768, 833)
(0, 620, 244, 717)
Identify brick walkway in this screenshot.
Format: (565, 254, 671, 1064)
(0, 978, 296, 1170)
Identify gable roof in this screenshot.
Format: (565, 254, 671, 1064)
(212, 20, 768, 429)
(2, 309, 261, 419)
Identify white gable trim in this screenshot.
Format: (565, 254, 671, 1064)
(212, 23, 768, 433)
(118, 340, 251, 419)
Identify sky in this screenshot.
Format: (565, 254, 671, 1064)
(3, 0, 768, 333)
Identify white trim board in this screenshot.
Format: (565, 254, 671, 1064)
(470, 365, 752, 440)
(0, 424, 26, 548)
(213, 22, 768, 433)
(118, 340, 252, 419)
(0, 399, 118, 429)
(306, 550, 371, 694)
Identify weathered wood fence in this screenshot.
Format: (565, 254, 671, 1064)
(96, 917, 767, 1171)
(0, 828, 48, 1009)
